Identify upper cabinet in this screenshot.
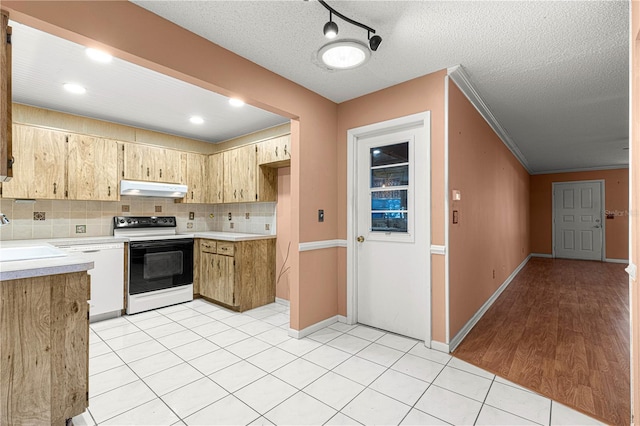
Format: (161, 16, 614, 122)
(178, 152, 206, 204)
(67, 134, 119, 201)
(2, 124, 66, 199)
(206, 153, 224, 204)
(2, 125, 120, 201)
(257, 135, 290, 167)
(0, 12, 12, 182)
(121, 142, 182, 183)
(223, 145, 256, 203)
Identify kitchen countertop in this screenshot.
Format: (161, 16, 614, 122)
(189, 232, 276, 242)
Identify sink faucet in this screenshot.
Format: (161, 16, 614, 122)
(0, 213, 10, 226)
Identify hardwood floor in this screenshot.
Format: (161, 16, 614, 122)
(453, 258, 630, 425)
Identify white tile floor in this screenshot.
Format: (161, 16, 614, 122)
(73, 299, 605, 426)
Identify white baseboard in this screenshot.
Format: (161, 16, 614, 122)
(430, 340, 450, 354)
(288, 315, 339, 339)
(337, 315, 347, 323)
(449, 254, 532, 352)
(275, 297, 290, 307)
(605, 258, 628, 264)
(531, 253, 553, 258)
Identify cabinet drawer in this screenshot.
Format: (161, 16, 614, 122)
(216, 241, 235, 256)
(200, 240, 217, 253)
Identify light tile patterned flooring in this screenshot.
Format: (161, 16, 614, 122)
(73, 299, 604, 426)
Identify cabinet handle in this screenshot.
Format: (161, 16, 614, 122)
(160, 168, 163, 178)
(191, 191, 194, 200)
(284, 145, 288, 156)
(53, 182, 57, 195)
(146, 167, 150, 177)
(218, 191, 221, 200)
(234, 189, 237, 199)
(240, 189, 244, 198)
(275, 146, 278, 157)
(108, 186, 111, 196)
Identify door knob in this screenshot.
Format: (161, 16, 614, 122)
(357, 236, 365, 242)
(594, 225, 601, 228)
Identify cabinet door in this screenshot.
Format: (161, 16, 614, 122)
(2, 125, 66, 199)
(182, 153, 205, 203)
(199, 251, 216, 299)
(67, 134, 118, 201)
(159, 148, 182, 183)
(206, 153, 223, 204)
(236, 145, 256, 202)
(222, 150, 236, 202)
(122, 143, 152, 181)
(257, 135, 291, 166)
(216, 254, 235, 306)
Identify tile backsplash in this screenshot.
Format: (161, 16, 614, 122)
(0, 197, 276, 241)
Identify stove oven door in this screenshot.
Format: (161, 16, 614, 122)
(129, 238, 194, 295)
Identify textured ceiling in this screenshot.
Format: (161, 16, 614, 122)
(132, 0, 629, 173)
(10, 21, 288, 143)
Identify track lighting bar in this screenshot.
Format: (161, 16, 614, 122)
(318, 0, 376, 36)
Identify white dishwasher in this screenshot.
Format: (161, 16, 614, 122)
(58, 242, 124, 322)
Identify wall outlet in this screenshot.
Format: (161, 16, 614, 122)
(228, 212, 232, 221)
(230, 222, 234, 229)
(186, 222, 193, 229)
(209, 213, 214, 219)
(33, 212, 46, 221)
(121, 205, 130, 212)
(189, 212, 195, 220)
(155, 205, 162, 213)
(75, 225, 86, 234)
(265, 224, 270, 231)
(245, 212, 250, 220)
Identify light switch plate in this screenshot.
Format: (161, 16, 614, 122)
(189, 212, 195, 220)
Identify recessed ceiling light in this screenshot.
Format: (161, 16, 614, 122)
(86, 48, 112, 63)
(318, 40, 370, 70)
(229, 98, 245, 107)
(63, 83, 86, 95)
(189, 116, 204, 125)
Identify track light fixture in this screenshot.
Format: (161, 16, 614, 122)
(323, 11, 338, 39)
(317, 0, 382, 69)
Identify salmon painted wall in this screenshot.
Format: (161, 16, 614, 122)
(276, 167, 291, 301)
(530, 169, 629, 260)
(631, 1, 639, 423)
(336, 70, 448, 343)
(448, 81, 530, 339)
(3, 0, 339, 331)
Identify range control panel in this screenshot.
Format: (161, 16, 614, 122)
(113, 216, 176, 229)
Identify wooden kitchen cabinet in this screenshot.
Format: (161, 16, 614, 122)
(0, 11, 12, 182)
(2, 124, 67, 199)
(67, 134, 119, 201)
(206, 153, 224, 204)
(257, 134, 291, 167)
(121, 142, 182, 183)
(0, 271, 90, 425)
(197, 238, 275, 312)
(178, 152, 206, 203)
(223, 145, 256, 203)
(220, 145, 276, 204)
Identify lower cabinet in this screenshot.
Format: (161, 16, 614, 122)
(0, 271, 90, 425)
(197, 238, 275, 312)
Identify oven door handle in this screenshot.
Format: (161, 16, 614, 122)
(130, 239, 193, 249)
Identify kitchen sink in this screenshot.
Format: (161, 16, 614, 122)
(0, 245, 68, 262)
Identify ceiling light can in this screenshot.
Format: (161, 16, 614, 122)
(189, 116, 204, 124)
(318, 40, 371, 70)
(86, 48, 113, 63)
(229, 98, 245, 107)
(63, 83, 87, 95)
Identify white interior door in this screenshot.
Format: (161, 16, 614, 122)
(553, 181, 604, 260)
(354, 119, 430, 341)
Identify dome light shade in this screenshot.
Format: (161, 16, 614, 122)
(323, 20, 338, 39)
(318, 40, 370, 70)
(63, 83, 86, 94)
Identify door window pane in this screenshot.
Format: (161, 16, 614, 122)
(371, 213, 408, 232)
(371, 142, 409, 167)
(371, 190, 407, 211)
(371, 165, 408, 188)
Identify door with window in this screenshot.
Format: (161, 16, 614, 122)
(354, 115, 430, 341)
(553, 180, 604, 261)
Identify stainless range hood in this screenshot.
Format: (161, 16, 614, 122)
(120, 180, 188, 198)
